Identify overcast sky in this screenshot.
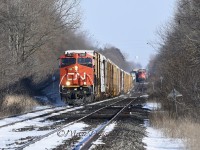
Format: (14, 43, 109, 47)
(80, 0, 177, 68)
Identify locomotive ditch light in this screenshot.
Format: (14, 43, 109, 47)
(66, 81, 70, 86)
(84, 82, 87, 85)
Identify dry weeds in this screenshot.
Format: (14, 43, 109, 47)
(150, 111, 200, 150)
(0, 95, 38, 117)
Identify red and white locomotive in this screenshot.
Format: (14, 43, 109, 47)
(59, 50, 95, 104)
(59, 50, 133, 105)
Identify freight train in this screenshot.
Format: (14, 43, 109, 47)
(59, 50, 133, 105)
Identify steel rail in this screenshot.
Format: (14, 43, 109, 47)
(0, 96, 120, 129)
(0, 106, 57, 120)
(0, 106, 71, 129)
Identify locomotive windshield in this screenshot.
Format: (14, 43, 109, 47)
(78, 58, 92, 67)
(60, 58, 76, 67)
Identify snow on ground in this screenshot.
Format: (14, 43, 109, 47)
(24, 121, 116, 150)
(33, 105, 52, 111)
(103, 122, 116, 134)
(143, 102, 161, 110)
(0, 107, 66, 127)
(0, 95, 120, 128)
(143, 120, 185, 150)
(143, 102, 184, 150)
(0, 106, 83, 149)
(140, 94, 149, 98)
(24, 122, 88, 150)
(89, 122, 117, 150)
(0, 120, 51, 149)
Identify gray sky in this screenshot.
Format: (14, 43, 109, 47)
(81, 0, 177, 68)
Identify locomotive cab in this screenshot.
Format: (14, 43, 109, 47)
(59, 50, 95, 105)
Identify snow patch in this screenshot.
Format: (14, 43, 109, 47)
(0, 107, 65, 127)
(103, 122, 116, 135)
(0, 106, 83, 149)
(143, 120, 185, 150)
(89, 122, 117, 150)
(143, 102, 161, 110)
(24, 122, 88, 150)
(140, 94, 149, 98)
(33, 105, 52, 111)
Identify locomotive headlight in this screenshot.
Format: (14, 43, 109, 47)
(84, 82, 87, 85)
(74, 66, 78, 71)
(66, 81, 70, 86)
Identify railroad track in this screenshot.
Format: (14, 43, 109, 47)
(0, 106, 54, 120)
(0, 96, 128, 149)
(73, 98, 135, 150)
(0, 96, 121, 129)
(0, 84, 146, 149)
(15, 97, 134, 150)
(0, 106, 72, 128)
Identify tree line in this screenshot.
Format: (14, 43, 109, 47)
(0, 0, 93, 97)
(0, 0, 134, 102)
(148, 0, 200, 119)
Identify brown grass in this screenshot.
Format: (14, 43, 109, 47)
(0, 95, 38, 117)
(150, 111, 200, 150)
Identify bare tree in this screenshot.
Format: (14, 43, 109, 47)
(0, 0, 81, 63)
(148, 0, 200, 118)
(0, 0, 81, 90)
